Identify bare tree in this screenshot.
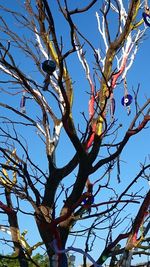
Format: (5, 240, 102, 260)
(0, 1, 150, 266)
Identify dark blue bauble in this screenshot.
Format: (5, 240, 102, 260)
(42, 60, 56, 74)
(121, 94, 133, 107)
(142, 12, 150, 27)
(83, 195, 94, 205)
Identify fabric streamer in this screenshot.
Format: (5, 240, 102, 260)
(110, 94, 116, 120)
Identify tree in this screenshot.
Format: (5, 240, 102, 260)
(0, 253, 49, 267)
(0, 0, 150, 266)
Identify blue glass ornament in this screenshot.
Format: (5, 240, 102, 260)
(42, 60, 56, 75)
(20, 93, 26, 113)
(83, 195, 94, 205)
(142, 12, 150, 27)
(121, 94, 133, 107)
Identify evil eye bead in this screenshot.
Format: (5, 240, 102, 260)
(42, 60, 56, 74)
(121, 94, 133, 107)
(142, 12, 150, 27)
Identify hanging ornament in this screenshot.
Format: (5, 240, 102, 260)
(121, 78, 133, 115)
(83, 195, 94, 205)
(42, 60, 56, 75)
(82, 195, 94, 214)
(20, 91, 26, 113)
(42, 60, 56, 90)
(121, 94, 133, 107)
(142, 12, 150, 26)
(142, 1, 150, 26)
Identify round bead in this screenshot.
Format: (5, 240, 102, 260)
(42, 60, 56, 74)
(121, 94, 133, 107)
